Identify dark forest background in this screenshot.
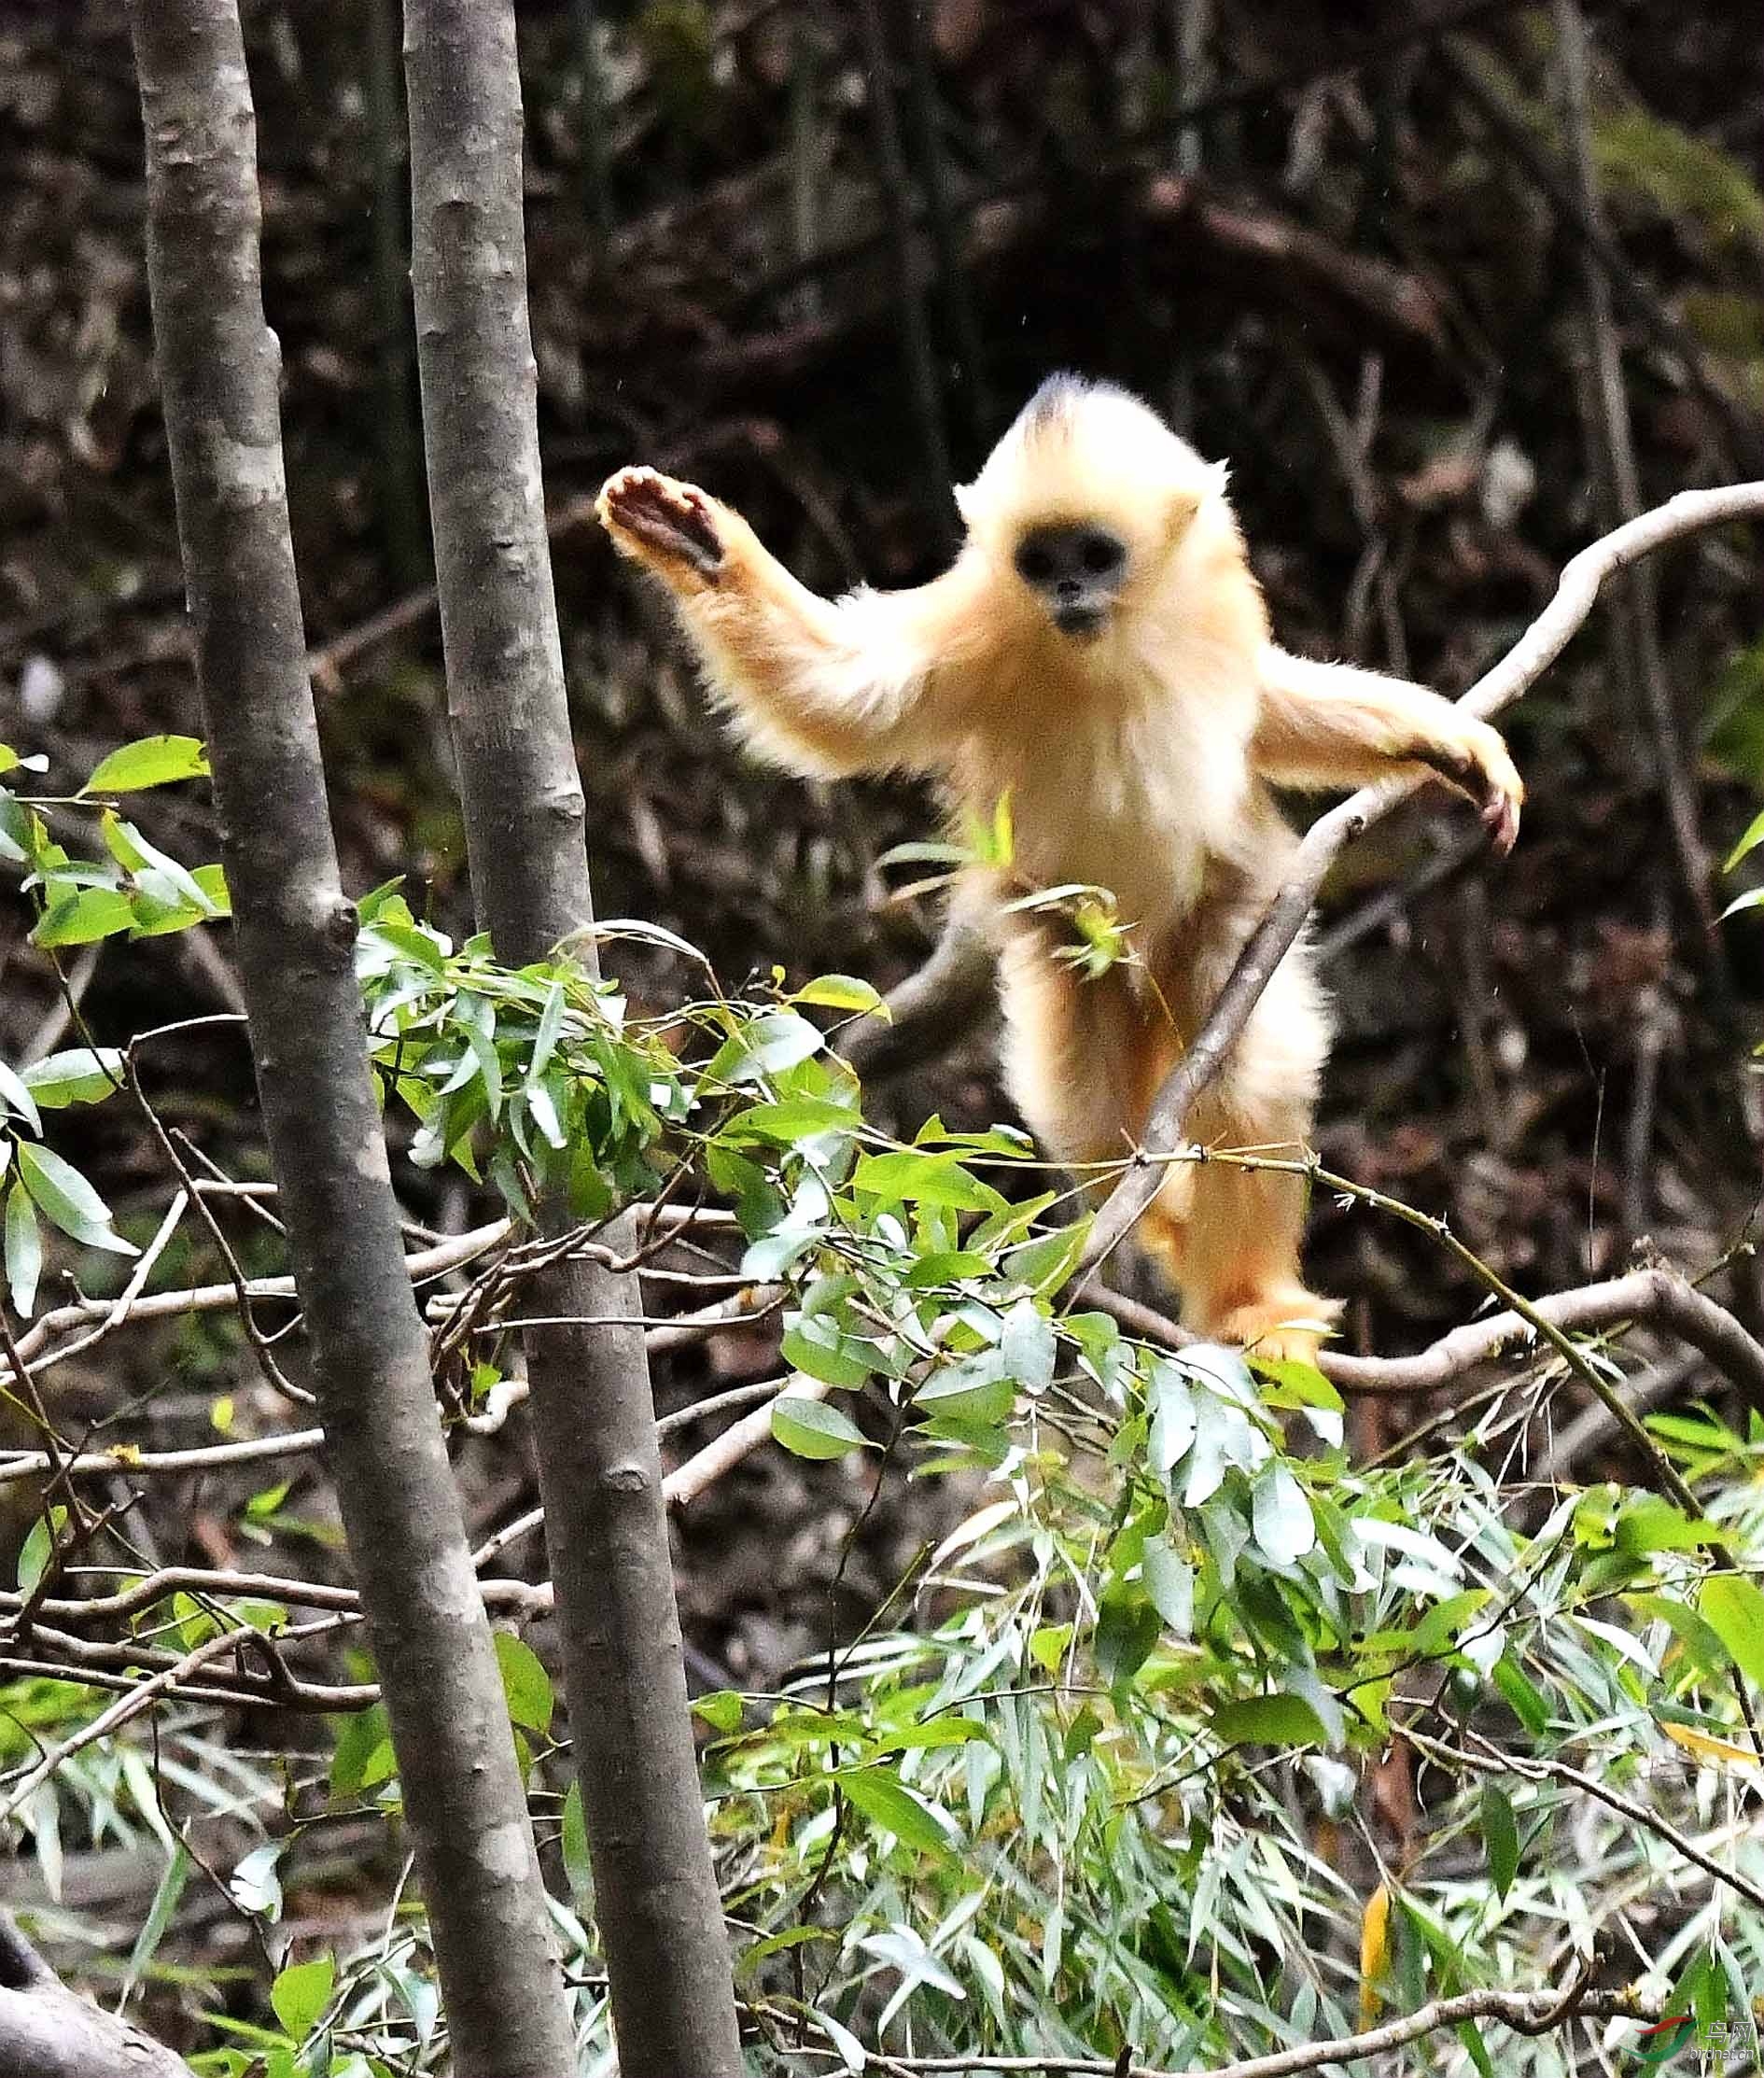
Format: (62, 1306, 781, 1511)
(3, 0, 1763, 1804)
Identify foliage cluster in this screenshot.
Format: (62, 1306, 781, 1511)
(5, 738, 1764, 2074)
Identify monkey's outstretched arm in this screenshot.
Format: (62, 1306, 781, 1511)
(1252, 648, 1523, 852)
(597, 467, 961, 779)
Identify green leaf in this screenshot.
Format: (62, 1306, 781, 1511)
(916, 1351, 1015, 1425)
(271, 1954, 335, 2039)
(1718, 886, 1764, 921)
(31, 886, 135, 948)
(21, 1049, 124, 1109)
(122, 1846, 191, 2005)
(1142, 1537, 1195, 1635)
(1491, 1654, 1551, 1735)
(1624, 1592, 1732, 1679)
(704, 1010, 824, 1087)
(1095, 1588, 1161, 1688)
(792, 973, 888, 1017)
(692, 1690, 744, 1734)
(1699, 1576, 1764, 1690)
(525, 977, 567, 1081)
(16, 1140, 137, 1254)
(1481, 1783, 1519, 1898)
(561, 1780, 592, 1899)
(852, 1148, 1004, 1212)
(839, 1764, 959, 1856)
(1001, 1216, 1090, 1293)
(0, 1060, 43, 1135)
(17, 1508, 63, 1593)
(781, 1313, 874, 1389)
(1251, 1355, 1343, 1412)
(1724, 807, 1764, 873)
(771, 1395, 873, 1460)
(1210, 1692, 1331, 1748)
(721, 1096, 862, 1144)
(495, 1631, 554, 1735)
(329, 1702, 391, 1800)
(80, 735, 210, 794)
(5, 1182, 41, 1315)
(1251, 1462, 1316, 1566)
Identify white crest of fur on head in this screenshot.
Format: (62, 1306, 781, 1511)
(953, 374, 1228, 560)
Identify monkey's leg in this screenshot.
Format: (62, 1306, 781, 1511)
(995, 932, 1191, 1263)
(1175, 951, 1341, 1367)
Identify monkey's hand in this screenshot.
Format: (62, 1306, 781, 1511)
(1415, 715, 1523, 857)
(597, 467, 730, 595)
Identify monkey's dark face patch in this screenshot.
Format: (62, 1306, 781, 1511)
(1013, 521, 1127, 638)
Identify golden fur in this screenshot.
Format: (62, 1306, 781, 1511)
(597, 377, 1522, 1363)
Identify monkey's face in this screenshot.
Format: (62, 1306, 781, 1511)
(1011, 520, 1129, 641)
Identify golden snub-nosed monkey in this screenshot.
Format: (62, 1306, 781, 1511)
(597, 375, 1522, 1366)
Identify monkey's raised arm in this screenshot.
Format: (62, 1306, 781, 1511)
(598, 468, 966, 779)
(1251, 647, 1523, 853)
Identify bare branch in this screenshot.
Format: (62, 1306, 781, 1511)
(829, 1973, 1656, 2077)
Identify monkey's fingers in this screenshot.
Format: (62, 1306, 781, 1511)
(597, 467, 726, 588)
(1418, 721, 1523, 858)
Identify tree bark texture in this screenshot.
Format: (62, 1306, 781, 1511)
(0, 1915, 195, 2078)
(402, 6, 744, 2073)
(125, 8, 579, 2075)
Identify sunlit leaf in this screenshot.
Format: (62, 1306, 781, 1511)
(31, 886, 134, 948)
(792, 974, 888, 1017)
(271, 1954, 335, 2039)
(21, 1049, 124, 1109)
(495, 1631, 554, 1735)
(840, 1764, 960, 1856)
(80, 734, 210, 793)
(1699, 1576, 1764, 1690)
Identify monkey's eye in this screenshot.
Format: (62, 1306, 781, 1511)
(1015, 541, 1057, 584)
(1078, 530, 1126, 576)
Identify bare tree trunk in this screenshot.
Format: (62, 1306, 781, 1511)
(125, 7, 579, 2075)
(402, 6, 743, 2074)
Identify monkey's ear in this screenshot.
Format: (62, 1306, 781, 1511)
(1162, 486, 1204, 545)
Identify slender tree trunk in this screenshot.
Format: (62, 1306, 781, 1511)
(125, 8, 578, 2075)
(402, 6, 743, 2074)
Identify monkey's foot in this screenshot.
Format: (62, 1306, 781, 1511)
(1211, 1292, 1339, 1371)
(1417, 718, 1524, 857)
(597, 467, 726, 587)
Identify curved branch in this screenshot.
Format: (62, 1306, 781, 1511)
(853, 1974, 1653, 2078)
(1323, 1267, 1764, 1410)
(841, 905, 998, 1082)
(0, 1914, 196, 2078)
